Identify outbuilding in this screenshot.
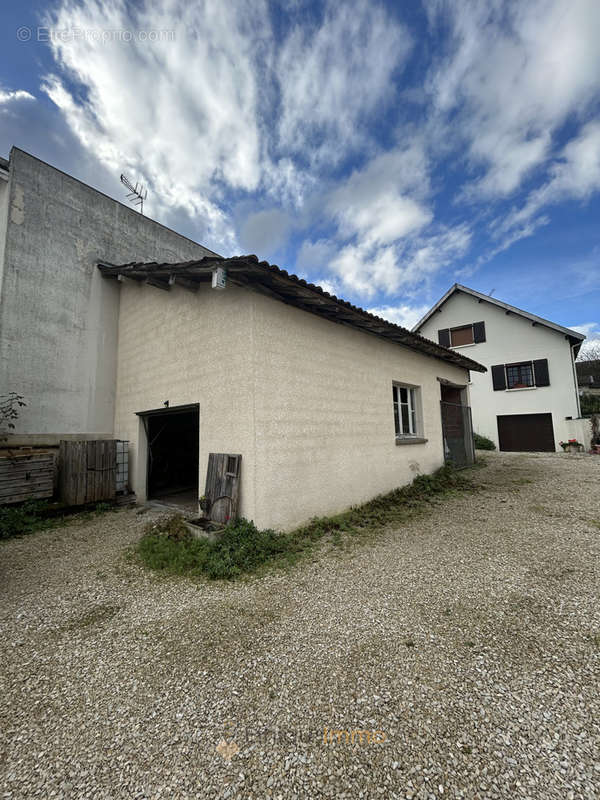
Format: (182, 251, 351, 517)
(100, 257, 485, 530)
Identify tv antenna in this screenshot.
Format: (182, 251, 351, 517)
(488, 288, 495, 297)
(120, 173, 147, 214)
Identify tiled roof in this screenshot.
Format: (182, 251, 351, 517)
(98, 254, 487, 373)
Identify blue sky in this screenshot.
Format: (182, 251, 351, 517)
(1, 0, 599, 353)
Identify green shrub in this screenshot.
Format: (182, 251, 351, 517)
(473, 432, 496, 450)
(137, 465, 476, 581)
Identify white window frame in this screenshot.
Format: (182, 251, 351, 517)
(393, 383, 420, 438)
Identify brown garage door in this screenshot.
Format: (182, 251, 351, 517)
(497, 413, 555, 452)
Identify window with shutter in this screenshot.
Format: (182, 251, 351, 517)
(533, 359, 550, 386)
(438, 328, 450, 347)
(473, 321, 486, 343)
(491, 364, 506, 391)
(506, 362, 534, 389)
(450, 325, 474, 346)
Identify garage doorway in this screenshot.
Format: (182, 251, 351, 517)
(138, 404, 199, 511)
(497, 413, 555, 452)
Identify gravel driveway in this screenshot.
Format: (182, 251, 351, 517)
(1, 452, 599, 799)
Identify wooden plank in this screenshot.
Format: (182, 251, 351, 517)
(0, 466, 54, 482)
(0, 474, 53, 490)
(204, 453, 241, 524)
(0, 454, 55, 466)
(0, 480, 53, 499)
(1, 489, 54, 504)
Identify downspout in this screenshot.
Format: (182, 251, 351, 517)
(570, 343, 582, 418)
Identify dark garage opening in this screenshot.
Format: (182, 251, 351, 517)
(139, 405, 199, 511)
(497, 413, 555, 452)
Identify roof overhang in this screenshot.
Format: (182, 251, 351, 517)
(413, 283, 586, 347)
(98, 255, 487, 373)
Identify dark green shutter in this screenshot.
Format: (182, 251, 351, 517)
(533, 358, 550, 386)
(473, 321, 486, 343)
(438, 328, 450, 347)
(491, 364, 506, 391)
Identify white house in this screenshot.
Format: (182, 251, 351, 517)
(413, 284, 590, 452)
(1, 148, 486, 529)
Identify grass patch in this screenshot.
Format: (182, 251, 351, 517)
(0, 499, 119, 541)
(137, 465, 476, 581)
(0, 500, 56, 539)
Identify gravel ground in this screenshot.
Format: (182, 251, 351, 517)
(1, 451, 599, 799)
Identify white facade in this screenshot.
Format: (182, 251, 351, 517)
(415, 286, 590, 451)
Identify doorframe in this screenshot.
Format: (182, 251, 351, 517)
(135, 403, 200, 502)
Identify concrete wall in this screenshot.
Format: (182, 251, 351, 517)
(417, 291, 582, 451)
(113, 280, 469, 530)
(0, 148, 215, 441)
(0, 169, 9, 301)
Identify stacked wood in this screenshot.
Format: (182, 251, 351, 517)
(0, 451, 55, 505)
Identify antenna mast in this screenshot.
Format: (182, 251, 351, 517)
(120, 173, 147, 214)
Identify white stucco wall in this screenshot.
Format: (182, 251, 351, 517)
(114, 281, 470, 530)
(0, 148, 216, 442)
(417, 291, 583, 450)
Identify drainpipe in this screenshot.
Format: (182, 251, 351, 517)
(570, 343, 582, 418)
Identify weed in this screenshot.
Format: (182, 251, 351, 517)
(0, 496, 118, 541)
(0, 500, 56, 540)
(136, 465, 476, 581)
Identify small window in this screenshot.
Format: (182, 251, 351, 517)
(450, 325, 474, 347)
(506, 361, 534, 389)
(393, 384, 419, 437)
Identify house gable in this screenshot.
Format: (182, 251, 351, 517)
(414, 284, 584, 350)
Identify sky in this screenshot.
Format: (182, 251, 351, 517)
(1, 0, 599, 356)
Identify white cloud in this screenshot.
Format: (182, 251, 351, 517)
(295, 239, 338, 274)
(326, 144, 432, 247)
(0, 89, 35, 105)
(43, 0, 269, 251)
(495, 121, 600, 242)
(426, 0, 600, 198)
(239, 208, 291, 257)
(276, 1, 411, 167)
(326, 223, 471, 299)
(367, 303, 431, 329)
(313, 278, 340, 297)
